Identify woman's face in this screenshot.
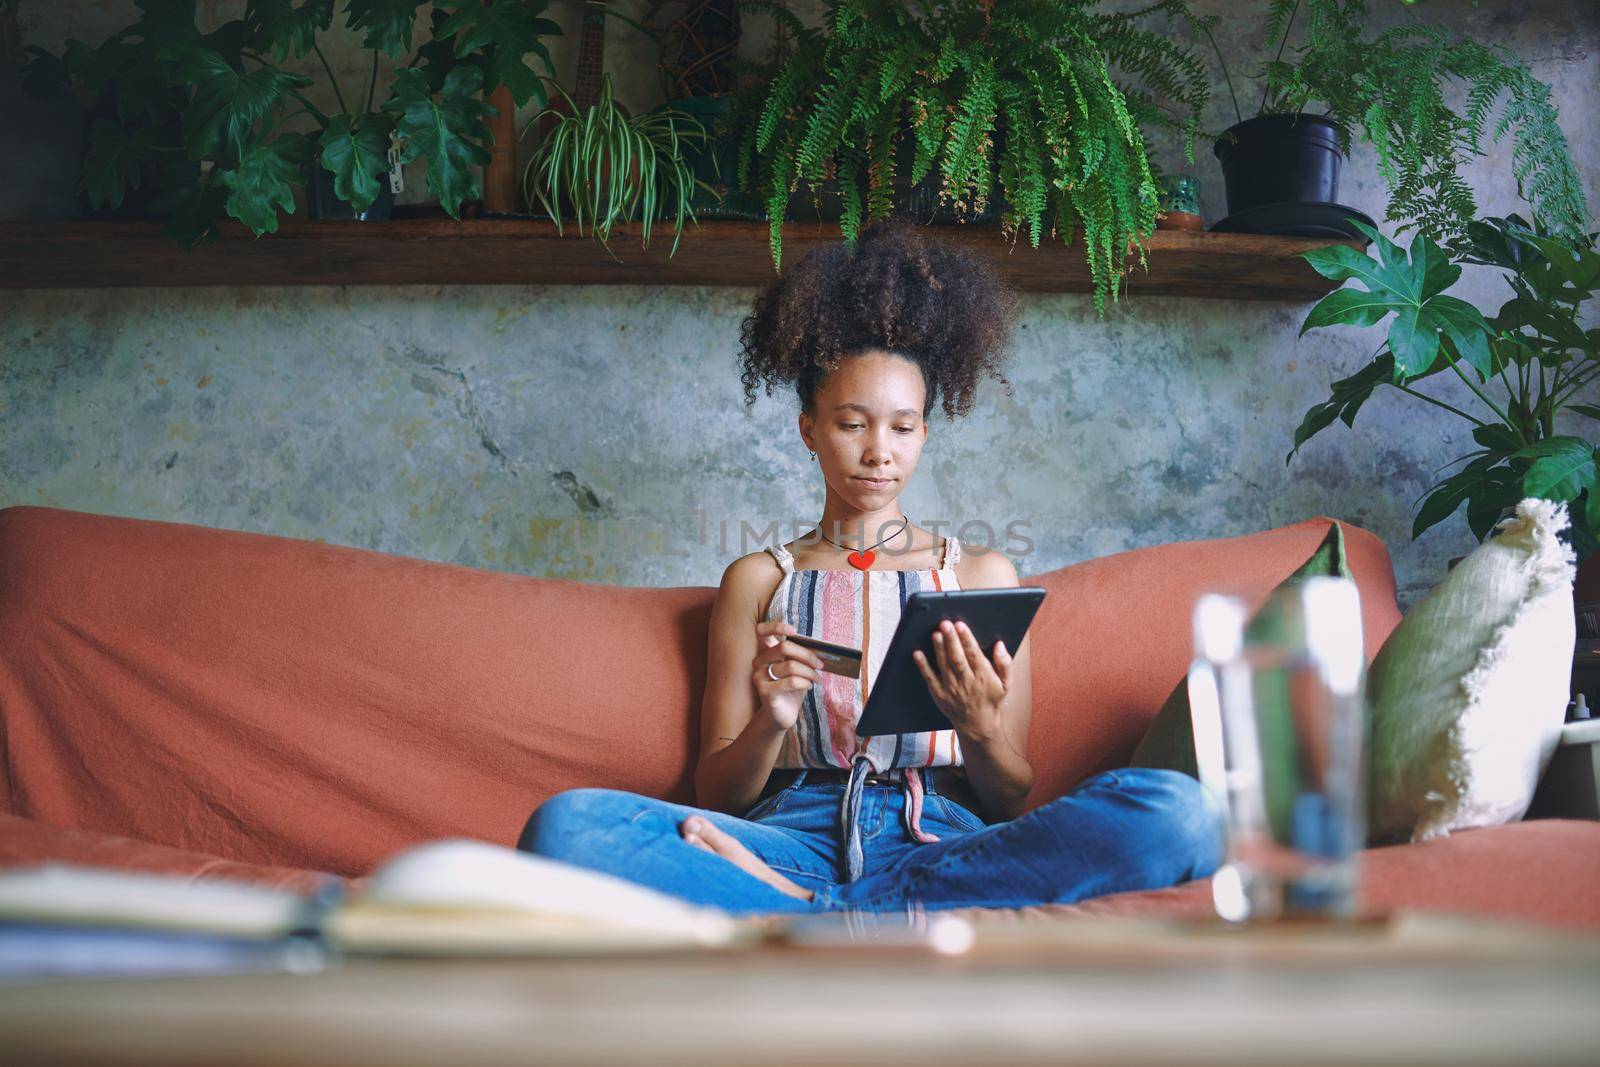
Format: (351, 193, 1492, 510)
(799, 350, 930, 507)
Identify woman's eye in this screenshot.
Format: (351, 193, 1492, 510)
(837, 423, 914, 433)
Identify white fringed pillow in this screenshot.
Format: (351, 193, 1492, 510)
(1366, 497, 1577, 845)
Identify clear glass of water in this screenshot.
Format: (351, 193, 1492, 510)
(1189, 578, 1370, 923)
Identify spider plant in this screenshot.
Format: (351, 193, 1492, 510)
(520, 72, 718, 258)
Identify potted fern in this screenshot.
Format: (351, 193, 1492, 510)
(24, 0, 562, 245)
(1202, 0, 1588, 244)
(727, 0, 1211, 312)
(1290, 215, 1600, 562)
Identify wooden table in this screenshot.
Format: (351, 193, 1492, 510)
(2, 910, 1598, 1067)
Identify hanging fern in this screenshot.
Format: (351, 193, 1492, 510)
(727, 0, 1210, 312)
(1231, 0, 1588, 244)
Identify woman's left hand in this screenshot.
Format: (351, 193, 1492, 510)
(912, 620, 1012, 744)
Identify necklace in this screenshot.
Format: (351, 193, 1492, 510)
(814, 514, 910, 571)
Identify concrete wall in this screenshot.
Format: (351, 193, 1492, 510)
(2, 1, 1597, 609)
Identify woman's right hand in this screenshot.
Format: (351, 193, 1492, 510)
(753, 620, 824, 731)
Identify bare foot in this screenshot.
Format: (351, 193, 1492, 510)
(681, 816, 814, 902)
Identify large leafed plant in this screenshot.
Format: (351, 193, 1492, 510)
(24, 0, 561, 245)
(1290, 216, 1599, 560)
(727, 0, 1211, 311)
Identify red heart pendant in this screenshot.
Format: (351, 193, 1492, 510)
(847, 550, 875, 570)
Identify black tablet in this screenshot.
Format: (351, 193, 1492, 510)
(854, 588, 1047, 737)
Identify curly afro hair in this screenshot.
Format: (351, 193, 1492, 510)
(737, 218, 1017, 421)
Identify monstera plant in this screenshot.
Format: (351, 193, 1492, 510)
(24, 0, 561, 245)
(1290, 215, 1600, 561)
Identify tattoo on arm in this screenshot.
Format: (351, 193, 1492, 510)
(717, 736, 737, 742)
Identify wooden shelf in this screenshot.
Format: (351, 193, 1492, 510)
(0, 219, 1357, 300)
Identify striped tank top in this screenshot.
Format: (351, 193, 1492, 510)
(762, 535, 965, 883)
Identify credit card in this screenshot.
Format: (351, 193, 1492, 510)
(788, 633, 863, 679)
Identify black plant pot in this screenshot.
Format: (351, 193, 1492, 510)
(306, 165, 394, 221)
(1212, 112, 1342, 217)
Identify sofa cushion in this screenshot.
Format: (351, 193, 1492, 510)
(0, 814, 336, 893)
(955, 817, 1600, 932)
(1123, 521, 1353, 781)
(1366, 498, 1578, 845)
(1019, 516, 1401, 811)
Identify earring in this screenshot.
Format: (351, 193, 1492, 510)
(809, 450, 816, 461)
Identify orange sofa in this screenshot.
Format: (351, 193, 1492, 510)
(1, 505, 1595, 930)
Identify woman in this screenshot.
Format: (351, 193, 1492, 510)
(517, 219, 1225, 915)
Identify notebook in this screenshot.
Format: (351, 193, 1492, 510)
(0, 839, 767, 960)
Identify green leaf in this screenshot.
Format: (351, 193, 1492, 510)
(434, 0, 557, 108)
(1471, 423, 1524, 456)
(1301, 242, 1388, 290)
(1513, 231, 1600, 293)
(1388, 306, 1440, 377)
(384, 65, 491, 218)
(1571, 404, 1600, 422)
(176, 46, 310, 161)
(1287, 354, 1395, 463)
(410, 8, 471, 93)
(215, 132, 314, 235)
(62, 37, 123, 98)
(1507, 434, 1595, 462)
(1300, 287, 1397, 335)
(1302, 222, 1492, 381)
(109, 52, 179, 126)
(81, 118, 154, 210)
(1349, 219, 1409, 280)
(1465, 466, 1525, 541)
(130, 0, 201, 41)
(1587, 485, 1600, 545)
(1413, 452, 1502, 540)
(204, 17, 256, 66)
(1425, 295, 1492, 378)
(319, 112, 394, 211)
(1456, 217, 1524, 270)
(1522, 437, 1598, 502)
(1409, 229, 1462, 300)
(1514, 298, 1590, 353)
(247, 0, 334, 62)
(345, 0, 424, 57)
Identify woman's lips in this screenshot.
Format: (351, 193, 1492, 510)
(855, 477, 893, 489)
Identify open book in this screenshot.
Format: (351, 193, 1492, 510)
(0, 839, 767, 956)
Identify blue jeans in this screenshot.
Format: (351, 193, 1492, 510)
(516, 767, 1227, 916)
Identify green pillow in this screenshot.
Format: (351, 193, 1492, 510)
(1126, 521, 1352, 781)
(1364, 498, 1576, 846)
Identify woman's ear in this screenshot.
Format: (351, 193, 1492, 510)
(797, 410, 814, 452)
